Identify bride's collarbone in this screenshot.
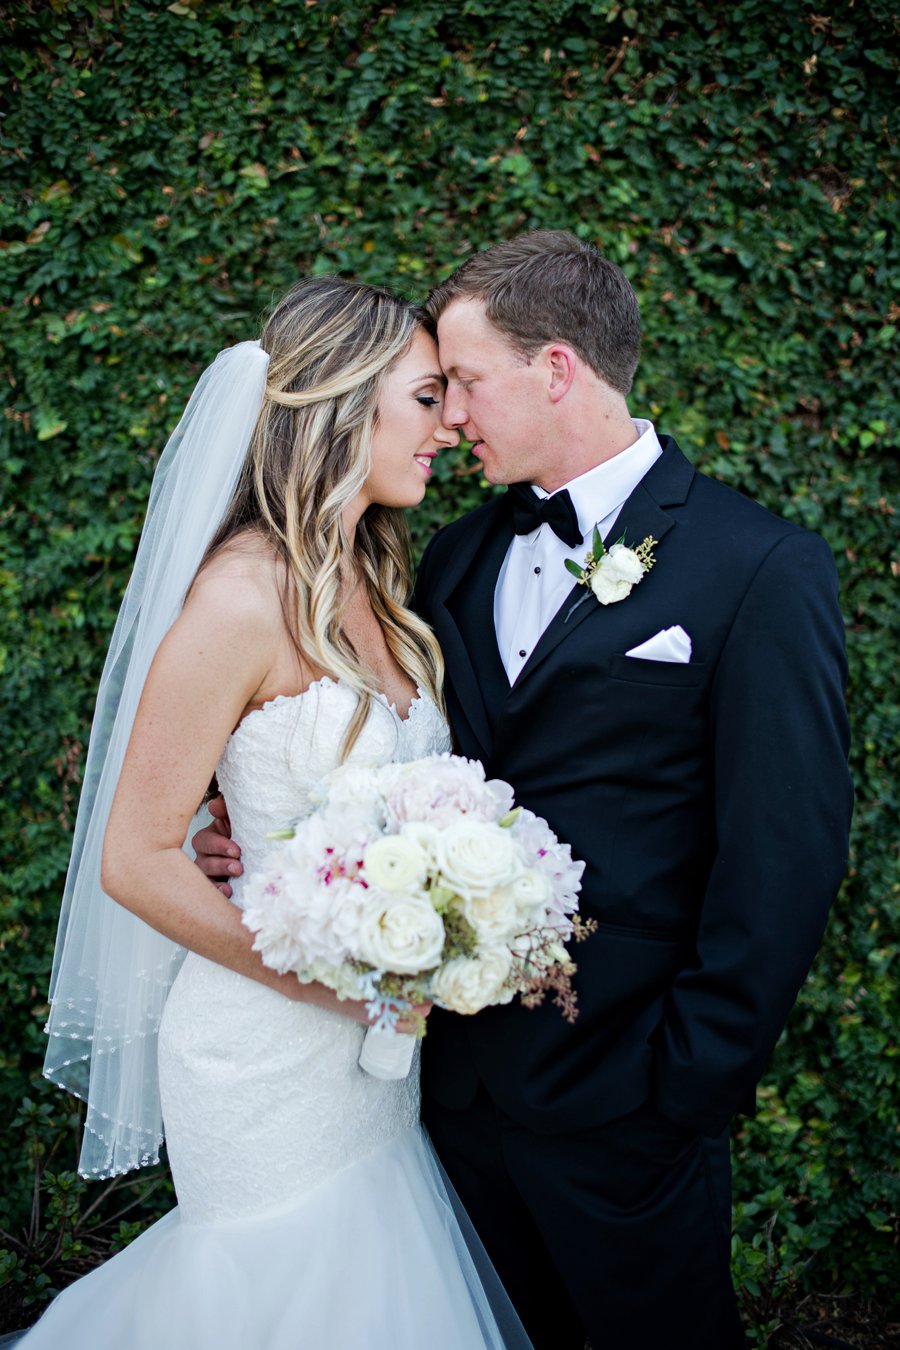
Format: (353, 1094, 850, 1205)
(340, 609, 418, 716)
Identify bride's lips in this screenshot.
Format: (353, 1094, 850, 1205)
(414, 453, 435, 478)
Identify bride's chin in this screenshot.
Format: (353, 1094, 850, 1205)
(375, 486, 428, 510)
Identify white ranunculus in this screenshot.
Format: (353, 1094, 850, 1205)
(357, 897, 445, 974)
(398, 821, 441, 867)
(432, 947, 513, 1015)
(363, 834, 428, 893)
(435, 820, 522, 897)
(463, 886, 519, 943)
(509, 868, 552, 919)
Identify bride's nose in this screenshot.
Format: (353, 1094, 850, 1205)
(434, 423, 460, 448)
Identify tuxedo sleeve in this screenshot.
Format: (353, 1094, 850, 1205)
(653, 529, 853, 1136)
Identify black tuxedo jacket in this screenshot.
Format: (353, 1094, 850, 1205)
(415, 437, 853, 1139)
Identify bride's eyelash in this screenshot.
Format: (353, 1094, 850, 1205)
(416, 395, 440, 407)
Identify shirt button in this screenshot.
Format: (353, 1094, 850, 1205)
(534, 566, 541, 575)
(518, 649, 527, 658)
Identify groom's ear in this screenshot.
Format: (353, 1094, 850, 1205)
(545, 343, 578, 403)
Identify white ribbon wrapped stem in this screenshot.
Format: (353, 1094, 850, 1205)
(358, 1025, 417, 1079)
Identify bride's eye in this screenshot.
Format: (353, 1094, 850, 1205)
(416, 395, 440, 407)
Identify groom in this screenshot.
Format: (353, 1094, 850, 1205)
(413, 231, 851, 1349)
(198, 232, 853, 1349)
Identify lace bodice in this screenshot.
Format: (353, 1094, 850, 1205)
(215, 676, 451, 904)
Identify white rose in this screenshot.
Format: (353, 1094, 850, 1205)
(589, 544, 645, 605)
(363, 834, 428, 892)
(432, 946, 513, 1014)
(588, 565, 628, 606)
(357, 897, 445, 973)
(436, 820, 522, 897)
(604, 542, 645, 584)
(463, 887, 519, 943)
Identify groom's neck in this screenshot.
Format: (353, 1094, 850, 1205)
(531, 397, 639, 494)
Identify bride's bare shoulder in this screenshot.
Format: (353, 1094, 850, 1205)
(185, 530, 286, 631)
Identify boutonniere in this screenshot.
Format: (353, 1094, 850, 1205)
(564, 527, 658, 619)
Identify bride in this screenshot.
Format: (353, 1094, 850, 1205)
(23, 278, 531, 1348)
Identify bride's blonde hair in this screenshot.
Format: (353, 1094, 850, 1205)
(203, 276, 445, 756)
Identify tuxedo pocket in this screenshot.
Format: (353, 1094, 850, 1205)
(608, 653, 706, 687)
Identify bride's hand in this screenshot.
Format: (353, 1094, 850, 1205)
(396, 1002, 433, 1034)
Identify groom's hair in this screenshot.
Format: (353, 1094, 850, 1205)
(426, 230, 641, 396)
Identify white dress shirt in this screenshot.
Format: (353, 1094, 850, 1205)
(494, 419, 663, 682)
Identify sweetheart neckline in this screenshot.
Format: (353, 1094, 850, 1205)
(231, 674, 428, 741)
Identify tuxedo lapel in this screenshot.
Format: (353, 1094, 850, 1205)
(514, 437, 694, 685)
(425, 498, 512, 759)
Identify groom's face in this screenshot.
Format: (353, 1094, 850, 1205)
(437, 299, 553, 487)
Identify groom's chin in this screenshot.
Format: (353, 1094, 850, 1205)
(475, 460, 506, 485)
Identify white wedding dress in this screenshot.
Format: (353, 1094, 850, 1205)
(22, 678, 531, 1349)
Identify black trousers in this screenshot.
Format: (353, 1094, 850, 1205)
(423, 1087, 746, 1350)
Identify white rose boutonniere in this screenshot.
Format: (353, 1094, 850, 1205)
(565, 526, 658, 617)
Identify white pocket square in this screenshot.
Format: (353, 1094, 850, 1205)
(625, 625, 692, 664)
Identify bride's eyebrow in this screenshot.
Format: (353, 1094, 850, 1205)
(407, 371, 446, 384)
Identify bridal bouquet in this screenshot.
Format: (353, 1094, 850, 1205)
(240, 754, 591, 1079)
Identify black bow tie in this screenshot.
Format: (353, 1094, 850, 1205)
(507, 482, 582, 548)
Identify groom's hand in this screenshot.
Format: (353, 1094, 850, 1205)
(192, 795, 242, 897)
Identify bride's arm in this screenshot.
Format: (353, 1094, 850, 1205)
(101, 566, 371, 1022)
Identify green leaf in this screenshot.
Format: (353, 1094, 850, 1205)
(34, 410, 68, 441)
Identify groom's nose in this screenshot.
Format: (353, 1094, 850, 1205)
(442, 384, 468, 431)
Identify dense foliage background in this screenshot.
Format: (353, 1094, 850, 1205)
(1, 1, 897, 1343)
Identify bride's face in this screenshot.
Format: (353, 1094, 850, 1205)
(359, 330, 459, 512)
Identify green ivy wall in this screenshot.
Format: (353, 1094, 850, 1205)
(1, 2, 897, 1342)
